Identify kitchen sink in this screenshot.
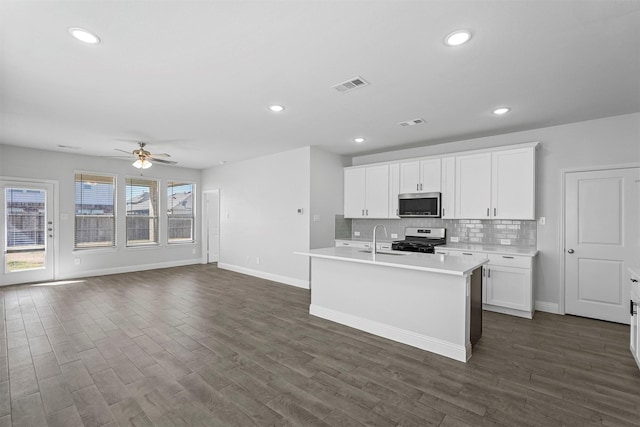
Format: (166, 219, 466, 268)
(359, 250, 408, 256)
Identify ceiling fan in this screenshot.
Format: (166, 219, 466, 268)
(114, 142, 177, 169)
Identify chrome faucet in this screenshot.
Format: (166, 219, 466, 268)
(372, 224, 387, 260)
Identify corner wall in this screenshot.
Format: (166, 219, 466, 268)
(352, 113, 640, 311)
(202, 147, 312, 288)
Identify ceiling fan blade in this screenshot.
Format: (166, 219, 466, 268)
(150, 153, 171, 158)
(114, 148, 133, 155)
(151, 158, 178, 165)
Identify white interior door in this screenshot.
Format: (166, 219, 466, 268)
(1, 180, 55, 286)
(565, 167, 640, 324)
(205, 190, 220, 263)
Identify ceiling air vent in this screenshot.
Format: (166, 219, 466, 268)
(397, 118, 426, 127)
(332, 76, 369, 93)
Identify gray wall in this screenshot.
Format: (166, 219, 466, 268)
(0, 144, 202, 281)
(351, 113, 640, 311)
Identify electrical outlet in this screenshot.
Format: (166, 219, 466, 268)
(390, 233, 398, 239)
(539, 217, 546, 225)
(74, 257, 81, 265)
(450, 236, 459, 243)
(354, 231, 360, 237)
(500, 239, 511, 245)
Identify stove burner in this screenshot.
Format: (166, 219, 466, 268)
(391, 227, 446, 253)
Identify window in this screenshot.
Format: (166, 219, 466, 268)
(126, 177, 159, 245)
(75, 173, 116, 249)
(167, 181, 194, 243)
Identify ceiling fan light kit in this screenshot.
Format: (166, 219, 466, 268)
(132, 158, 152, 169)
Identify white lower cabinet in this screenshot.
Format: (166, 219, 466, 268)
(440, 249, 535, 318)
(484, 254, 533, 319)
(630, 269, 640, 369)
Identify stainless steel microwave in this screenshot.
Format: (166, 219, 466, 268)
(398, 192, 441, 218)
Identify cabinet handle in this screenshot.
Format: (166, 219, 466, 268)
(632, 279, 639, 283)
(366, 209, 368, 216)
(494, 208, 497, 216)
(502, 256, 514, 259)
(632, 300, 637, 316)
(462, 252, 473, 256)
(443, 208, 445, 216)
(486, 208, 490, 217)
(420, 183, 423, 191)
(488, 268, 491, 278)
(396, 208, 399, 215)
(362, 209, 364, 216)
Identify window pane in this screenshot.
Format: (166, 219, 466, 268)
(126, 178, 158, 245)
(167, 182, 194, 243)
(5, 188, 46, 271)
(75, 173, 115, 248)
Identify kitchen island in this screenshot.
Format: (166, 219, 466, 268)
(295, 247, 487, 362)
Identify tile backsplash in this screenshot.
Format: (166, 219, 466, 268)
(340, 217, 536, 248)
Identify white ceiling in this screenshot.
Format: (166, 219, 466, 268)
(1, 0, 639, 169)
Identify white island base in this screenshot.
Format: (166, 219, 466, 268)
(300, 248, 485, 363)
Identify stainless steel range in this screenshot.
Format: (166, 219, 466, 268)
(391, 227, 446, 253)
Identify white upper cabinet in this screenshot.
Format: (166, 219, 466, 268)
(441, 156, 455, 219)
(399, 158, 441, 194)
(344, 164, 390, 218)
(389, 163, 401, 218)
(455, 152, 492, 219)
(455, 145, 537, 220)
(491, 147, 536, 220)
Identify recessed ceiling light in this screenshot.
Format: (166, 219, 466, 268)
(68, 27, 101, 45)
(268, 105, 285, 112)
(492, 107, 511, 115)
(444, 30, 472, 46)
(354, 137, 366, 143)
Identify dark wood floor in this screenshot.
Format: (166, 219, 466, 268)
(1, 264, 639, 426)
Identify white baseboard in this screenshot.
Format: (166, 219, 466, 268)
(535, 300, 560, 314)
(310, 304, 469, 362)
(218, 263, 310, 289)
(57, 258, 202, 281)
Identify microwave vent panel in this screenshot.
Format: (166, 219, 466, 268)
(332, 76, 369, 93)
(398, 118, 426, 127)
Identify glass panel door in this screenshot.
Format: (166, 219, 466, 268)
(1, 181, 55, 286)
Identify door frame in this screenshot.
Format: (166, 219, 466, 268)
(559, 162, 640, 315)
(1, 176, 60, 284)
(201, 189, 220, 264)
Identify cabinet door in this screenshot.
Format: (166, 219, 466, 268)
(365, 164, 390, 218)
(399, 161, 420, 193)
(492, 147, 535, 220)
(486, 265, 532, 311)
(455, 152, 491, 219)
(344, 168, 366, 218)
(389, 163, 400, 218)
(420, 158, 441, 192)
(441, 156, 455, 218)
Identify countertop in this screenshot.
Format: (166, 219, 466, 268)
(296, 246, 488, 276)
(334, 238, 538, 257)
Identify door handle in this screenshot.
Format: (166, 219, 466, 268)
(567, 249, 574, 254)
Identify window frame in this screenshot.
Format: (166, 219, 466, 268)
(74, 172, 117, 250)
(166, 181, 196, 245)
(125, 176, 161, 247)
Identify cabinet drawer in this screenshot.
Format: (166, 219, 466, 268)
(488, 254, 531, 268)
(336, 241, 371, 249)
(446, 250, 488, 259)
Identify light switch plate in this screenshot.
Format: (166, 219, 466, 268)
(539, 217, 546, 225)
(450, 236, 459, 243)
(500, 239, 511, 245)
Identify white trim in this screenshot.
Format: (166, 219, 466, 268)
(559, 163, 640, 316)
(56, 258, 201, 281)
(310, 304, 470, 362)
(483, 304, 533, 319)
(202, 189, 220, 265)
(535, 300, 560, 314)
(218, 263, 310, 289)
